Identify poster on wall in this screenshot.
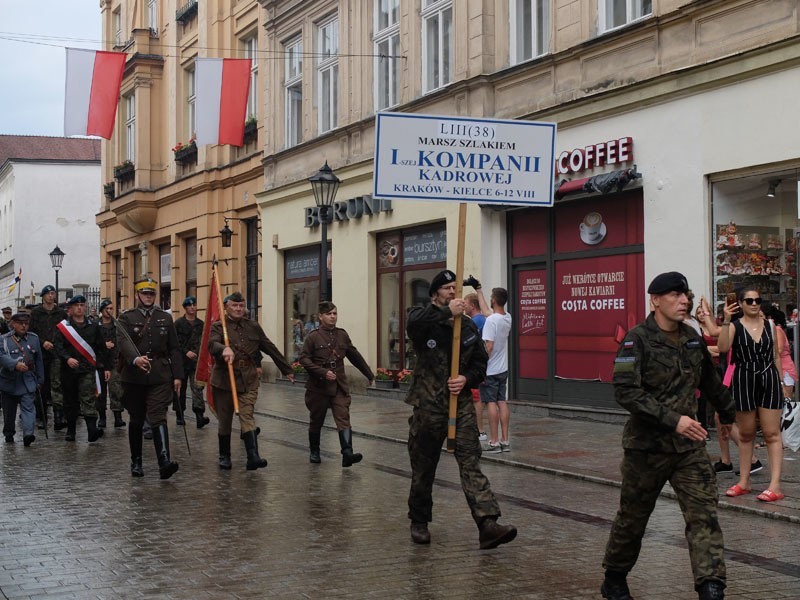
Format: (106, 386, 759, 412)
(374, 112, 556, 206)
(517, 269, 547, 379)
(554, 254, 644, 382)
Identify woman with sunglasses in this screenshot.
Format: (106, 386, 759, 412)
(716, 287, 785, 502)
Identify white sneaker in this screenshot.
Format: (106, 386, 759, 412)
(478, 431, 487, 441)
(485, 441, 502, 453)
(500, 441, 510, 452)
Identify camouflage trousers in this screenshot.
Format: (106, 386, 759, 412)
(603, 447, 726, 589)
(407, 405, 501, 525)
(61, 367, 100, 421)
(97, 369, 123, 413)
(40, 354, 64, 410)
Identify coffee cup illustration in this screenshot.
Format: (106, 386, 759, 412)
(580, 211, 606, 244)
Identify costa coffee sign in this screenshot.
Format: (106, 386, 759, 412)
(557, 137, 633, 175)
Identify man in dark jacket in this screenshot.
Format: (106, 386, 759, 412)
(601, 272, 735, 600)
(29, 285, 67, 430)
(405, 269, 517, 550)
(54, 295, 110, 443)
(173, 295, 210, 428)
(208, 291, 294, 470)
(299, 300, 374, 466)
(96, 299, 126, 429)
(116, 278, 184, 479)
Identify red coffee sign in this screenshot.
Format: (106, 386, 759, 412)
(557, 137, 633, 175)
(518, 269, 547, 379)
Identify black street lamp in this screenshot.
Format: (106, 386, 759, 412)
(309, 162, 340, 302)
(49, 245, 65, 302)
(220, 219, 234, 248)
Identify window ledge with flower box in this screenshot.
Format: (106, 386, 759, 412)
(103, 182, 115, 199)
(173, 140, 198, 165)
(243, 118, 258, 145)
(114, 161, 135, 182)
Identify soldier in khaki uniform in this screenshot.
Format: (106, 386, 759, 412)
(299, 301, 374, 466)
(601, 272, 735, 600)
(208, 291, 295, 470)
(116, 278, 184, 480)
(405, 269, 517, 550)
(97, 299, 126, 429)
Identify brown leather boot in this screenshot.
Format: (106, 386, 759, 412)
(478, 518, 517, 549)
(410, 521, 430, 545)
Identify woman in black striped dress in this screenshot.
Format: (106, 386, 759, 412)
(717, 287, 784, 502)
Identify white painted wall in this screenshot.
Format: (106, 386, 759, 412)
(0, 161, 101, 308)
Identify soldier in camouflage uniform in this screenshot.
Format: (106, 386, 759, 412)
(174, 296, 210, 428)
(601, 272, 735, 600)
(405, 269, 517, 550)
(29, 285, 67, 430)
(54, 295, 111, 443)
(97, 299, 126, 429)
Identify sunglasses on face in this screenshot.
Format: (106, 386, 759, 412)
(742, 297, 762, 306)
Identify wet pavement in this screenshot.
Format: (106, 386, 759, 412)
(1, 381, 799, 599)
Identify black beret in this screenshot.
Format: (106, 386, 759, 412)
(10, 312, 30, 322)
(41, 285, 56, 296)
(99, 299, 112, 311)
(182, 296, 197, 307)
(429, 270, 457, 297)
(647, 271, 689, 295)
(67, 295, 86, 305)
(224, 291, 245, 303)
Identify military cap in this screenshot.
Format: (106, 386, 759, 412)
(67, 295, 86, 305)
(1, 306, 12, 313)
(318, 301, 337, 315)
(134, 278, 158, 293)
(224, 291, 245, 304)
(429, 269, 457, 297)
(10, 312, 30, 322)
(41, 285, 56, 296)
(99, 299, 113, 311)
(647, 271, 689, 295)
(182, 296, 197, 307)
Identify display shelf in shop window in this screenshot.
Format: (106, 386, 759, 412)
(714, 221, 796, 308)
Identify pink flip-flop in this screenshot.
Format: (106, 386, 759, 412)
(756, 489, 785, 502)
(725, 484, 751, 497)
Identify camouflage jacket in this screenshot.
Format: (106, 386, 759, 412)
(613, 312, 735, 453)
(29, 304, 68, 354)
(405, 303, 488, 414)
(175, 315, 204, 372)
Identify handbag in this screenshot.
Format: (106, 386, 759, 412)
(781, 400, 800, 452)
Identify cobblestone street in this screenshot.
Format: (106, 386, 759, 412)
(1, 384, 799, 599)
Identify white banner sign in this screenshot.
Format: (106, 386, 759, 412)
(374, 112, 556, 207)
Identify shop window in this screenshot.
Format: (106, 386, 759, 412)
(377, 224, 447, 371)
(711, 174, 798, 319)
(285, 245, 329, 361)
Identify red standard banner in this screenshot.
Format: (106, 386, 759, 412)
(554, 254, 643, 382)
(196, 268, 221, 415)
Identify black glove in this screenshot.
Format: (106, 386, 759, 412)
(463, 275, 482, 290)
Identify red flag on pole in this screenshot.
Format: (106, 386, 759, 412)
(196, 265, 220, 416)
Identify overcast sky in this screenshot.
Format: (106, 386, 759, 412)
(0, 1, 102, 136)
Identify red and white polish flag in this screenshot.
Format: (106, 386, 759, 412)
(195, 58, 252, 147)
(64, 48, 127, 139)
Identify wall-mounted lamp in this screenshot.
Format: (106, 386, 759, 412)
(220, 219, 234, 248)
(766, 179, 781, 198)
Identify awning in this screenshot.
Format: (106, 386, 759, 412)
(554, 166, 641, 200)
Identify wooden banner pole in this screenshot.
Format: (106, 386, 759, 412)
(446, 202, 468, 453)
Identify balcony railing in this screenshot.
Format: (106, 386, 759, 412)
(176, 0, 199, 24)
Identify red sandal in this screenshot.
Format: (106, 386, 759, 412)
(725, 484, 751, 497)
(756, 489, 785, 502)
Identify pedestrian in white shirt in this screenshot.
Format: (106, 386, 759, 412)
(481, 288, 513, 452)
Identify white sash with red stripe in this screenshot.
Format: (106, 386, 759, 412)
(56, 319, 101, 395)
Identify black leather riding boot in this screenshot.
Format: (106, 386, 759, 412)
(152, 423, 179, 480)
(129, 423, 144, 477)
(309, 430, 321, 463)
(85, 417, 104, 443)
(338, 428, 362, 467)
(243, 430, 267, 470)
(195, 410, 210, 429)
(218, 435, 232, 470)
